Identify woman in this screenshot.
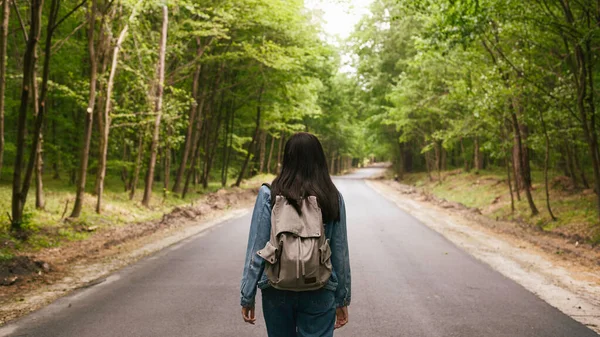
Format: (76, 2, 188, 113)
(240, 132, 351, 337)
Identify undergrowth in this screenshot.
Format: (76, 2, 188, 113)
(0, 173, 275, 259)
(396, 169, 600, 244)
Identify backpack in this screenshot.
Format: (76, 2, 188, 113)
(257, 186, 332, 291)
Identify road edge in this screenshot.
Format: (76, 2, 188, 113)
(0, 206, 251, 333)
(366, 179, 600, 334)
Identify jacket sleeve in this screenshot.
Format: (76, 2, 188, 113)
(330, 194, 351, 308)
(240, 186, 271, 307)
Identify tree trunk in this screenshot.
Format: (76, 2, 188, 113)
(474, 136, 483, 172)
(221, 102, 234, 187)
(511, 146, 521, 200)
(183, 127, 203, 199)
(330, 151, 336, 175)
(277, 131, 285, 174)
(173, 64, 202, 193)
(121, 141, 129, 191)
(584, 38, 600, 219)
(259, 130, 267, 173)
(129, 127, 146, 200)
(71, 0, 98, 218)
(163, 128, 172, 195)
(203, 103, 225, 189)
(32, 47, 44, 210)
(434, 141, 442, 181)
(182, 93, 207, 198)
(173, 39, 210, 193)
(51, 118, 60, 179)
(539, 110, 557, 220)
(96, 16, 131, 213)
(505, 151, 515, 213)
(11, 0, 43, 229)
(510, 101, 539, 216)
(0, 0, 9, 180)
(558, 0, 600, 219)
(142, 6, 168, 207)
(573, 148, 590, 189)
(563, 141, 577, 187)
(266, 133, 275, 174)
(220, 101, 231, 187)
(235, 85, 264, 187)
(460, 138, 469, 172)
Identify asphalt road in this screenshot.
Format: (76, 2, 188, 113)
(2, 168, 597, 336)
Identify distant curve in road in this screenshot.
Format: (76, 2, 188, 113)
(1, 168, 596, 336)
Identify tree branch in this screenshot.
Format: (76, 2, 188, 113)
(11, 0, 28, 42)
(51, 0, 87, 33)
(51, 19, 87, 54)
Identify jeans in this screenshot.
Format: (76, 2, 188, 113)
(262, 287, 336, 337)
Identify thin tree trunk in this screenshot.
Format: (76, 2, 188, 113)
(221, 103, 234, 187)
(52, 118, 60, 179)
(121, 141, 128, 191)
(460, 138, 470, 172)
(96, 12, 133, 213)
(32, 47, 44, 210)
(558, 0, 600, 219)
(505, 151, 515, 213)
(434, 141, 441, 181)
(259, 130, 267, 173)
(220, 101, 231, 187)
(396, 142, 405, 180)
(510, 101, 539, 216)
(11, 0, 43, 229)
(129, 126, 146, 200)
(573, 148, 589, 188)
(183, 130, 202, 199)
(330, 152, 336, 175)
(173, 63, 202, 193)
(172, 38, 212, 193)
(539, 110, 557, 220)
(142, 6, 168, 207)
(266, 133, 275, 174)
(203, 102, 225, 189)
(71, 0, 98, 218)
(511, 146, 521, 200)
(163, 127, 172, 194)
(277, 131, 285, 174)
(0, 0, 9, 180)
(584, 38, 600, 219)
(563, 141, 578, 187)
(235, 85, 264, 187)
(474, 136, 483, 172)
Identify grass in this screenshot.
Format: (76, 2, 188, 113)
(398, 168, 600, 244)
(0, 172, 275, 257)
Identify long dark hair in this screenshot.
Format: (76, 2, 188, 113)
(271, 132, 340, 223)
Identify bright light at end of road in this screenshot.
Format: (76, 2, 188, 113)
(305, 0, 373, 74)
(305, 0, 373, 40)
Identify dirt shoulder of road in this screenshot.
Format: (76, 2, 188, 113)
(368, 179, 600, 333)
(0, 187, 257, 326)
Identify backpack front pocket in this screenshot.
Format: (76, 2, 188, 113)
(257, 241, 279, 264)
(319, 239, 332, 270)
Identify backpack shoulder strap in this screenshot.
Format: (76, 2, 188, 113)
(262, 183, 271, 189)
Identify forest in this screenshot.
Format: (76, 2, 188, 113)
(351, 0, 600, 235)
(0, 0, 364, 239)
(1, 0, 600, 247)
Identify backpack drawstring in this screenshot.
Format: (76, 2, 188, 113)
(297, 240, 306, 279)
(296, 242, 301, 279)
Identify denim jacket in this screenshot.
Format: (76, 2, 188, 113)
(240, 185, 351, 308)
